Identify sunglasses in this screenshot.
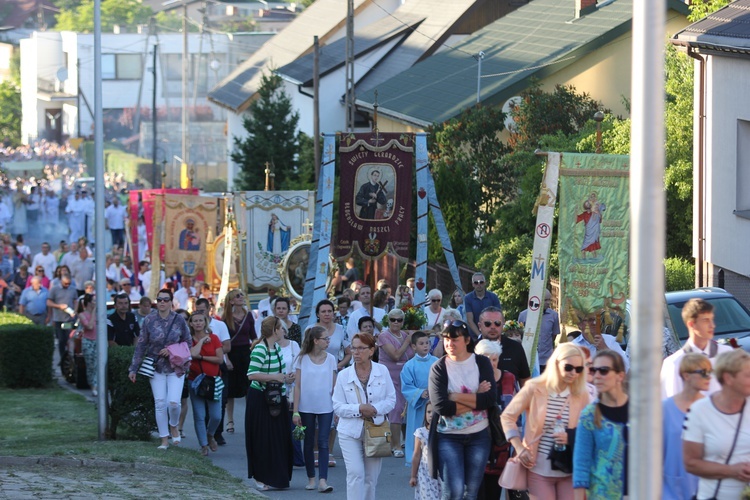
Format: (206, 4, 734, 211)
(431, 299, 441, 303)
(483, 321, 503, 327)
(156, 297, 171, 303)
(563, 364, 585, 374)
(389, 318, 403, 323)
(589, 366, 616, 376)
(441, 320, 469, 338)
(473, 280, 485, 285)
(687, 369, 712, 379)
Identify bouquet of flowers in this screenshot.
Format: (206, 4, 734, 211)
(292, 424, 306, 441)
(381, 305, 428, 331)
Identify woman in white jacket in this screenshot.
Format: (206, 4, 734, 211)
(333, 332, 396, 500)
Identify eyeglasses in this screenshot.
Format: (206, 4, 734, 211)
(389, 318, 403, 323)
(589, 366, 616, 376)
(483, 321, 503, 327)
(36, 270, 44, 273)
(317, 336, 332, 342)
(687, 369, 712, 379)
(234, 294, 244, 298)
(473, 280, 485, 285)
(121, 283, 131, 287)
(431, 299, 441, 303)
(156, 297, 171, 303)
(563, 364, 585, 374)
(351, 346, 371, 352)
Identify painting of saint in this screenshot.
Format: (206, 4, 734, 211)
(575, 192, 606, 258)
(179, 218, 201, 251)
(267, 213, 290, 254)
(355, 168, 388, 220)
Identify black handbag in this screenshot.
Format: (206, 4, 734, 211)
(196, 374, 216, 399)
(259, 339, 284, 417)
(487, 404, 507, 448)
(548, 428, 575, 473)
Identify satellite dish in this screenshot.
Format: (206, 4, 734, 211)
(502, 96, 522, 131)
(56, 67, 68, 82)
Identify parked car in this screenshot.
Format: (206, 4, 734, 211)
(664, 288, 750, 353)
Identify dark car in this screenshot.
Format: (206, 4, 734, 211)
(664, 287, 750, 353)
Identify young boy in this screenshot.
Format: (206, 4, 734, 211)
(400, 331, 438, 467)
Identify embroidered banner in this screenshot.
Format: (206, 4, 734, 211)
(558, 153, 630, 342)
(163, 194, 219, 278)
(236, 190, 315, 289)
(335, 133, 413, 260)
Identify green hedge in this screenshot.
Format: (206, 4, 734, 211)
(108, 346, 156, 440)
(0, 314, 54, 388)
(665, 256, 695, 292)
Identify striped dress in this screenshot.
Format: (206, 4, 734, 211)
(247, 341, 286, 395)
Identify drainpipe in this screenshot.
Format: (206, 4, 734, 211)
(687, 46, 705, 287)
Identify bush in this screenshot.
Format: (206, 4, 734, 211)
(0, 314, 54, 388)
(108, 346, 156, 440)
(665, 257, 695, 292)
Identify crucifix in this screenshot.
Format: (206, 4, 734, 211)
(264, 162, 275, 191)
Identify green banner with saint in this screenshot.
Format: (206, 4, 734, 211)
(558, 153, 630, 343)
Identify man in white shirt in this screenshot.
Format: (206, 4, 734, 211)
(256, 287, 277, 319)
(120, 278, 142, 302)
(66, 191, 86, 241)
(104, 197, 128, 250)
(660, 298, 732, 399)
(26, 186, 41, 225)
(60, 241, 79, 270)
(173, 275, 196, 310)
(106, 254, 125, 282)
(31, 242, 57, 279)
(346, 285, 386, 338)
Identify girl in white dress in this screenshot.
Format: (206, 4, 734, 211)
(409, 402, 441, 500)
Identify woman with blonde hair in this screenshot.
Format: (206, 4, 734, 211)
(222, 288, 256, 435)
(501, 343, 590, 499)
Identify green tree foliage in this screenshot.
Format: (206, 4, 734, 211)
(664, 256, 695, 292)
(55, 0, 152, 33)
(688, 0, 732, 22)
(0, 81, 22, 147)
(231, 71, 300, 190)
(153, 11, 200, 33)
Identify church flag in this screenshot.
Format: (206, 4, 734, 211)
(163, 194, 219, 279)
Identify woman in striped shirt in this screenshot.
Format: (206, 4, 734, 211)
(245, 316, 295, 491)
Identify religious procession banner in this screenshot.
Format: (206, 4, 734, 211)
(335, 133, 413, 260)
(558, 153, 630, 342)
(236, 190, 315, 289)
(163, 194, 219, 278)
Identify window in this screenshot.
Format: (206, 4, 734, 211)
(101, 53, 143, 80)
(737, 119, 750, 217)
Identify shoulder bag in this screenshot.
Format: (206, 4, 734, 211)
(260, 339, 284, 417)
(498, 431, 543, 491)
(354, 383, 392, 458)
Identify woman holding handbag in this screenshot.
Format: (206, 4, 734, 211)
(428, 320, 497, 500)
(332, 332, 396, 500)
(245, 316, 294, 491)
(128, 288, 191, 449)
(187, 311, 224, 456)
(500, 343, 589, 500)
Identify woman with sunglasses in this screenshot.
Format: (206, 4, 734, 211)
(378, 308, 415, 457)
(501, 343, 589, 499)
(26, 266, 50, 290)
(222, 288, 256, 435)
(428, 320, 497, 500)
(128, 288, 192, 449)
(424, 289, 447, 331)
(682, 349, 750, 500)
(333, 332, 396, 500)
(292, 325, 337, 492)
(572, 349, 629, 499)
(662, 353, 711, 500)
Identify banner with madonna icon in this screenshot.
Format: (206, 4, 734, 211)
(335, 132, 413, 260)
(558, 153, 630, 342)
(236, 190, 315, 289)
(163, 194, 219, 278)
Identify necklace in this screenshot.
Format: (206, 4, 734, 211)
(390, 329, 403, 340)
(355, 362, 371, 385)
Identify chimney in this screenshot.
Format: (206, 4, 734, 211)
(575, 0, 597, 18)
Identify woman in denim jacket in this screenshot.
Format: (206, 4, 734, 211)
(573, 349, 629, 499)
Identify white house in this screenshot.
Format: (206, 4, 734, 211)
(20, 30, 273, 159)
(672, 0, 750, 307)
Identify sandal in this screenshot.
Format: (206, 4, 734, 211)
(328, 458, 336, 467)
(391, 449, 404, 458)
(208, 436, 218, 452)
(179, 428, 186, 439)
(201, 446, 209, 456)
(226, 421, 235, 434)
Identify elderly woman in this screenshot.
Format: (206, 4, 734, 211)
(502, 343, 589, 500)
(683, 349, 750, 500)
(377, 307, 415, 457)
(662, 353, 711, 500)
(128, 288, 192, 449)
(424, 289, 447, 331)
(333, 332, 396, 500)
(428, 320, 496, 500)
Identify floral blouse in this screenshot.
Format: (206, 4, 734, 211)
(129, 311, 191, 376)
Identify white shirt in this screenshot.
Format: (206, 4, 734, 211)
(257, 297, 274, 318)
(305, 323, 350, 360)
(60, 250, 78, 270)
(682, 396, 750, 499)
(572, 333, 630, 372)
(294, 352, 337, 414)
(660, 339, 733, 399)
(281, 340, 301, 398)
(346, 306, 386, 338)
(332, 362, 396, 439)
(209, 318, 230, 343)
(106, 263, 124, 282)
(31, 252, 57, 280)
(127, 289, 142, 302)
(173, 286, 195, 310)
(104, 203, 127, 230)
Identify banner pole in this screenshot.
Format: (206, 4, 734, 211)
(414, 134, 429, 307)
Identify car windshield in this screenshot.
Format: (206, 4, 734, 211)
(668, 297, 750, 341)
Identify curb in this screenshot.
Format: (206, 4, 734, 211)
(0, 455, 192, 475)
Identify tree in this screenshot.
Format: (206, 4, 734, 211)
(0, 81, 22, 147)
(688, 0, 732, 21)
(55, 0, 152, 33)
(231, 71, 300, 191)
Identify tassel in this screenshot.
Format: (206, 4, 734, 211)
(615, 323, 624, 344)
(559, 324, 568, 344)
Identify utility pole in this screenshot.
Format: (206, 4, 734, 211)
(133, 18, 154, 155)
(344, 0, 354, 131)
(476, 51, 484, 104)
(182, 1, 189, 168)
(152, 43, 159, 189)
(313, 35, 320, 183)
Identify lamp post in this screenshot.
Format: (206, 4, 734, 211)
(594, 111, 604, 153)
